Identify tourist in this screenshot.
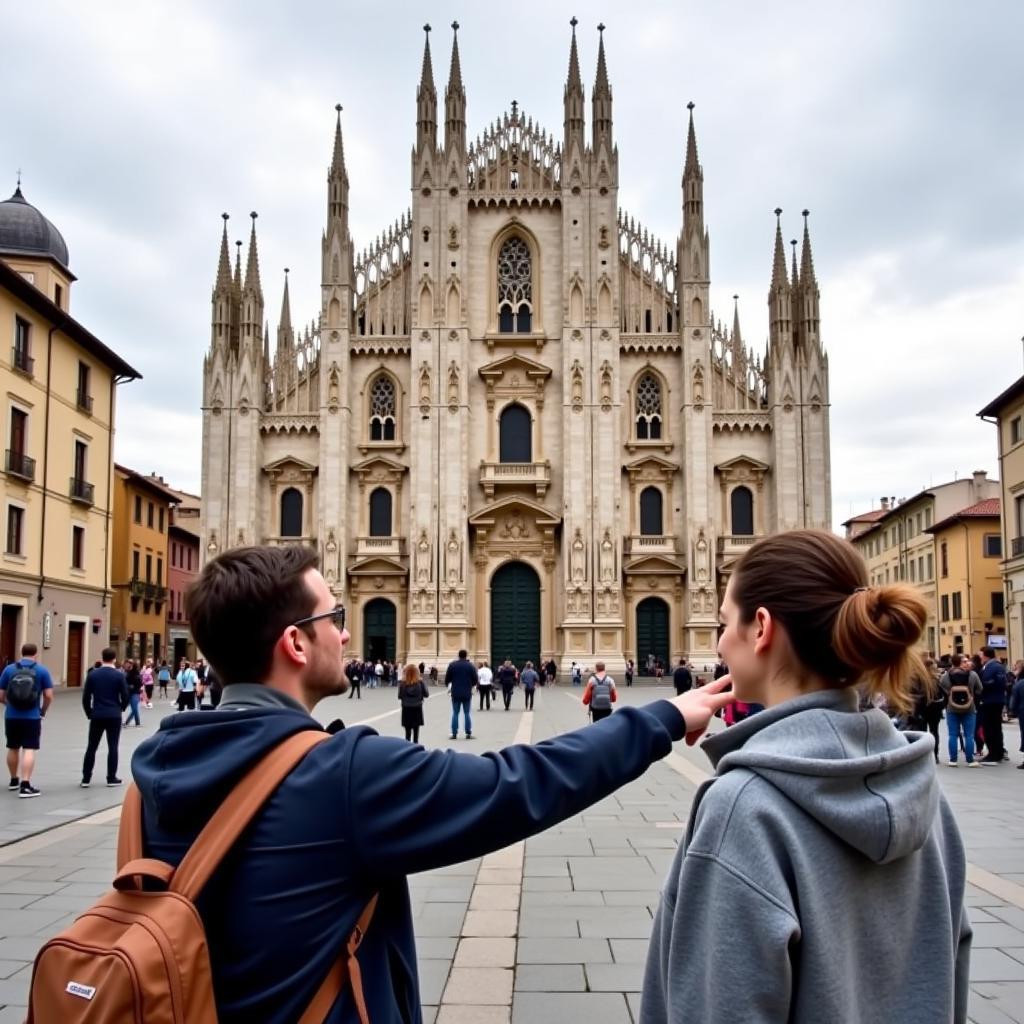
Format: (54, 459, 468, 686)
(445, 649, 476, 739)
(672, 658, 692, 696)
(583, 663, 617, 722)
(941, 654, 983, 766)
(81, 647, 129, 788)
(176, 659, 198, 711)
(0, 642, 54, 798)
(625, 658, 635, 687)
(497, 658, 517, 710)
(640, 530, 971, 1023)
(141, 658, 155, 708)
(398, 664, 429, 744)
(1009, 669, 1024, 769)
(477, 660, 493, 710)
(521, 661, 539, 710)
(977, 646, 1007, 764)
(122, 659, 143, 727)
(157, 659, 171, 700)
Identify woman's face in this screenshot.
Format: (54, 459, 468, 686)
(717, 577, 764, 704)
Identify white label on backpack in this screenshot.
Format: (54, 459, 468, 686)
(66, 981, 96, 1000)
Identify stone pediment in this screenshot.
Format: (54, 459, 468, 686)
(715, 455, 769, 474)
(263, 455, 317, 474)
(624, 453, 679, 481)
(351, 454, 407, 478)
(478, 353, 553, 383)
(347, 555, 407, 576)
(468, 494, 561, 530)
(623, 553, 685, 574)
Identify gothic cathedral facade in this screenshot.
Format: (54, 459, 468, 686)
(200, 23, 831, 673)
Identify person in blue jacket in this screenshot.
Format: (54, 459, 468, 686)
(1009, 669, 1024, 769)
(131, 545, 732, 1024)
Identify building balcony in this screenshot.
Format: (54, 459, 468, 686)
(717, 534, 759, 557)
(479, 460, 551, 499)
(69, 476, 94, 506)
(77, 389, 94, 414)
(1012, 536, 1024, 558)
(5, 449, 35, 483)
(11, 347, 33, 376)
(624, 535, 678, 556)
(130, 579, 167, 602)
(354, 535, 405, 560)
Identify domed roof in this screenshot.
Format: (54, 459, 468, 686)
(0, 185, 70, 269)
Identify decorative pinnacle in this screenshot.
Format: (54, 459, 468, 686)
(423, 22, 430, 32)
(570, 15, 578, 29)
(451, 19, 458, 31)
(336, 103, 342, 114)
(802, 208, 810, 219)
(598, 21, 605, 32)
(222, 212, 228, 223)
(774, 207, 782, 220)
(687, 100, 695, 111)
(250, 211, 258, 222)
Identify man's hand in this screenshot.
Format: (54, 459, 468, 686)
(669, 675, 735, 746)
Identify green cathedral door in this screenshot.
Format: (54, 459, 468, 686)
(490, 561, 540, 669)
(363, 598, 396, 663)
(636, 597, 669, 675)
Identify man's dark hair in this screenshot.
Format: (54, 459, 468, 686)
(186, 545, 319, 685)
(458, 649, 467, 659)
(101, 647, 116, 662)
(21, 642, 37, 657)
(981, 645, 995, 659)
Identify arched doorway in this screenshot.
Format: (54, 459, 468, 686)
(636, 597, 669, 676)
(490, 561, 540, 669)
(363, 598, 396, 663)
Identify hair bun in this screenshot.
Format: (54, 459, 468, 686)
(833, 584, 927, 674)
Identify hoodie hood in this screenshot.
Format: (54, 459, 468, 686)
(132, 702, 321, 832)
(701, 688, 939, 864)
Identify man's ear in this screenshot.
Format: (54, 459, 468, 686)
(753, 607, 774, 656)
(278, 626, 310, 669)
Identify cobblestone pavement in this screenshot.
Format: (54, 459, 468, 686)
(1, 684, 1022, 1022)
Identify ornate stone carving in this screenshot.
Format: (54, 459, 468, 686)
(571, 360, 584, 412)
(501, 514, 529, 540)
(570, 528, 586, 583)
(419, 361, 431, 416)
(599, 360, 613, 411)
(692, 360, 705, 410)
(448, 224, 459, 249)
(599, 529, 615, 582)
(694, 528, 710, 583)
(447, 361, 460, 411)
(325, 529, 337, 554)
(415, 529, 431, 584)
(445, 529, 462, 585)
(328, 363, 340, 412)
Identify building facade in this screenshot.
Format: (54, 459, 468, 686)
(0, 185, 141, 683)
(979, 379, 1024, 660)
(109, 465, 177, 663)
(200, 24, 832, 671)
(165, 484, 201, 665)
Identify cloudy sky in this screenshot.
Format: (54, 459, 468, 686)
(5, 0, 1023, 529)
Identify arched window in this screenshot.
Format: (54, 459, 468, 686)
(639, 487, 663, 536)
(497, 236, 533, 333)
(499, 404, 532, 463)
(635, 373, 663, 440)
(369, 487, 392, 537)
(731, 486, 754, 536)
(280, 488, 303, 537)
(369, 375, 396, 441)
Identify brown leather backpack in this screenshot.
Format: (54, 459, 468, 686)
(26, 730, 377, 1023)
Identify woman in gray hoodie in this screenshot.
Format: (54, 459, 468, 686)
(641, 529, 971, 1024)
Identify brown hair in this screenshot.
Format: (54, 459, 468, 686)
(186, 545, 319, 686)
(732, 529, 928, 712)
(401, 663, 421, 689)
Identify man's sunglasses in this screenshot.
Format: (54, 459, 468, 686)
(292, 606, 346, 632)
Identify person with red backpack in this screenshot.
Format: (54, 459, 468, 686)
(583, 663, 618, 722)
(0, 642, 53, 798)
(26, 545, 732, 1024)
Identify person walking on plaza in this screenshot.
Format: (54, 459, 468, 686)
(941, 655, 983, 766)
(571, 661, 583, 686)
(445, 648, 477, 739)
(176, 659, 198, 711)
(521, 661, 539, 710)
(129, 545, 732, 1023)
(640, 530, 972, 1024)
(157, 659, 171, 700)
(625, 658, 635, 687)
(0, 642, 54, 798)
(346, 659, 361, 699)
(498, 658, 517, 710)
(141, 657, 155, 708)
(123, 659, 143, 727)
(672, 658, 693, 696)
(1009, 669, 1024, 768)
(81, 647, 129, 787)
(398, 664, 429, 744)
(977, 646, 1007, 764)
(583, 663, 617, 722)
(477, 660, 493, 710)
(545, 658, 558, 686)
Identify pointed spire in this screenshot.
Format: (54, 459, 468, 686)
(790, 238, 799, 290)
(445, 21, 466, 153)
(800, 209, 818, 288)
(233, 239, 243, 294)
(417, 23, 437, 152)
(770, 208, 788, 291)
(563, 16, 585, 151)
(567, 16, 582, 94)
(263, 322, 270, 364)
(681, 102, 704, 240)
(683, 101, 702, 181)
(215, 213, 232, 291)
(732, 295, 742, 347)
(279, 268, 292, 334)
(592, 22, 613, 147)
(327, 105, 349, 227)
(244, 212, 262, 298)
(330, 104, 347, 179)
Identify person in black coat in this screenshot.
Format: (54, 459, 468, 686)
(398, 664, 429, 743)
(81, 647, 129, 786)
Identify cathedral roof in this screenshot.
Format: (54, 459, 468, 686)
(0, 184, 70, 270)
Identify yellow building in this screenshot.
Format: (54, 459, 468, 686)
(110, 466, 178, 663)
(1, 184, 141, 684)
(926, 498, 1004, 658)
(844, 473, 999, 655)
(979, 378, 1024, 660)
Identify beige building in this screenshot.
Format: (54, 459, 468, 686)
(0, 184, 141, 683)
(201, 24, 832, 671)
(979, 377, 1024, 660)
(845, 473, 999, 656)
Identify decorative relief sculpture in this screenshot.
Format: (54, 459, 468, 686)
(325, 529, 337, 554)
(501, 514, 529, 540)
(599, 529, 615, 582)
(419, 362, 431, 416)
(447, 361, 459, 411)
(415, 529, 431, 584)
(692, 361, 705, 409)
(445, 529, 462, 585)
(694, 528, 710, 583)
(570, 528, 585, 582)
(599, 360, 612, 411)
(328, 363, 340, 412)
(571, 360, 584, 412)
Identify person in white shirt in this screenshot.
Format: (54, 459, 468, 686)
(477, 661, 494, 710)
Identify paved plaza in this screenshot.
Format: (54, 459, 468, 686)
(1, 684, 1023, 1022)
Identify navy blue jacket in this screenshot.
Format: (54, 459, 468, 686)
(132, 689, 685, 1023)
(83, 666, 129, 719)
(443, 657, 478, 700)
(980, 659, 1007, 706)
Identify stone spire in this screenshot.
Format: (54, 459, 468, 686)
(233, 239, 242, 295)
(417, 24, 437, 152)
(790, 238, 799, 291)
(563, 17, 585, 151)
(770, 208, 788, 292)
(681, 102, 704, 234)
(244, 212, 263, 300)
(800, 209, 818, 289)
(214, 212, 232, 292)
(798, 209, 820, 346)
(768, 209, 792, 349)
(591, 22, 612, 147)
(278, 267, 293, 348)
(328, 104, 349, 224)
(240, 212, 264, 344)
(732, 294, 742, 348)
(445, 21, 466, 154)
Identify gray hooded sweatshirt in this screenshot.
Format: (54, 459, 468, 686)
(641, 688, 971, 1024)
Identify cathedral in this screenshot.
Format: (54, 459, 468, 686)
(200, 22, 832, 673)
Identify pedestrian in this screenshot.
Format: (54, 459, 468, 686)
(346, 660, 361, 699)
(374, 660, 384, 689)
(81, 647, 129, 788)
(157, 659, 171, 700)
(977, 646, 1007, 764)
(672, 658, 693, 696)
(0, 642, 54, 798)
(545, 658, 558, 686)
(640, 529, 971, 1024)
(123, 659, 143, 727)
(940, 655, 983, 766)
(141, 658, 155, 708)
(445, 649, 477, 739)
(498, 658, 517, 710)
(1009, 669, 1024, 769)
(127, 545, 731, 1021)
(625, 658, 634, 687)
(398, 664, 430, 744)
(918, 657, 946, 762)
(477, 660, 493, 710)
(583, 663, 617, 722)
(176, 660, 198, 711)
(571, 661, 582, 687)
(521, 661, 539, 710)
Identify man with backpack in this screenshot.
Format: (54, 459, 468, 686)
(0, 642, 53, 798)
(33, 545, 732, 1023)
(582, 662, 618, 722)
(940, 654, 983, 766)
